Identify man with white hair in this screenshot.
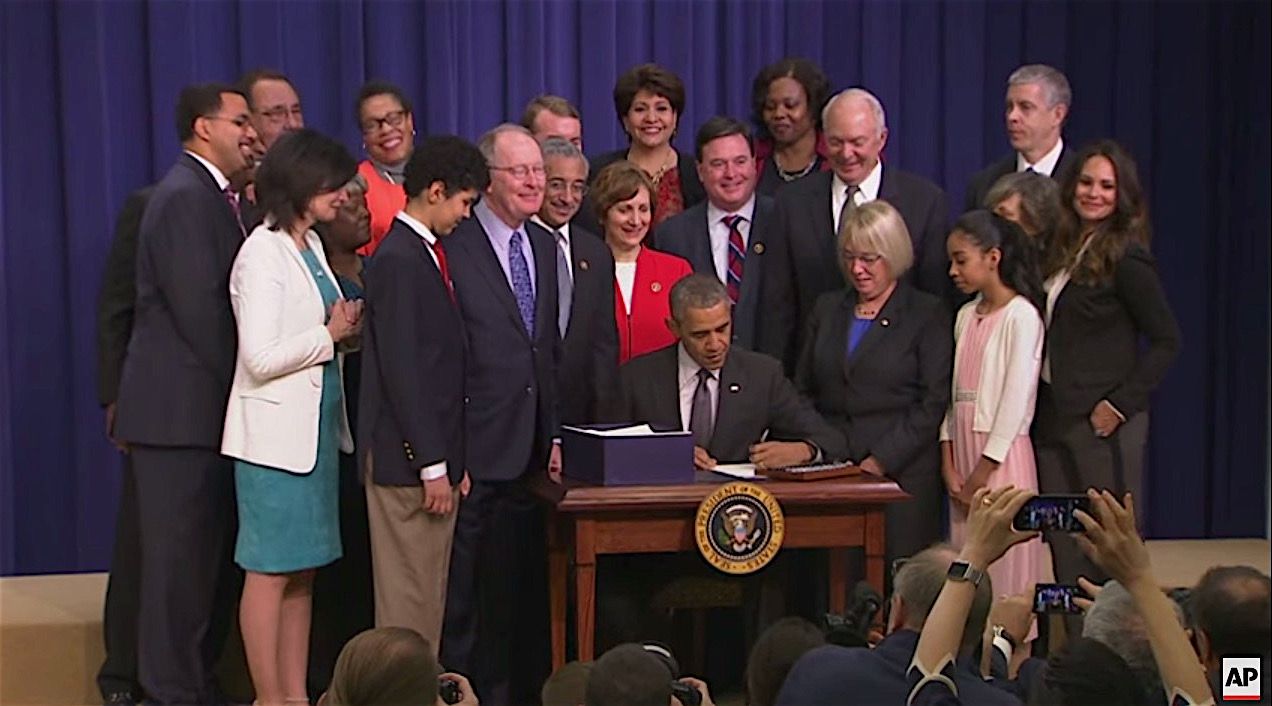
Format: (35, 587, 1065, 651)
(964, 64, 1076, 211)
(757, 88, 950, 371)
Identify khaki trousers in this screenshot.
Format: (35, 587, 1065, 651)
(365, 481, 459, 654)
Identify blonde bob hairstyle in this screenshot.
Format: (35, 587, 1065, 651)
(837, 200, 914, 281)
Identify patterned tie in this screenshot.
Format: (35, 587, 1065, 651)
(430, 239, 455, 302)
(224, 187, 246, 238)
(689, 368, 715, 448)
(555, 230, 573, 338)
(508, 230, 536, 336)
(722, 215, 746, 304)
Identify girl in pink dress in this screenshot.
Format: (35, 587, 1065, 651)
(941, 211, 1054, 618)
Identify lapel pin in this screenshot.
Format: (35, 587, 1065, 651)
(579, 259, 589, 271)
(880, 318, 890, 327)
(728, 383, 741, 393)
(651, 282, 662, 293)
(753, 242, 765, 255)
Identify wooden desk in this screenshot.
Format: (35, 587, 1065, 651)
(536, 473, 909, 667)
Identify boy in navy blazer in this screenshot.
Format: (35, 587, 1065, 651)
(358, 136, 489, 655)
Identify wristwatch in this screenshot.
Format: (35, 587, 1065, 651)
(946, 560, 986, 587)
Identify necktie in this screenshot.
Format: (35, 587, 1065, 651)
(689, 368, 715, 448)
(224, 187, 246, 238)
(555, 230, 573, 338)
(722, 215, 746, 304)
(508, 230, 536, 336)
(837, 185, 860, 235)
(1024, 166, 1037, 174)
(430, 239, 455, 301)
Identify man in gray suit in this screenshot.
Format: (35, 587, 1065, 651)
(653, 116, 773, 351)
(113, 83, 257, 705)
(616, 274, 845, 469)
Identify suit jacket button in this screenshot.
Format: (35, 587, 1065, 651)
(464, 396, 470, 404)
(525, 386, 533, 394)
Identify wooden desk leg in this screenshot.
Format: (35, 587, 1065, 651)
(548, 515, 568, 671)
(864, 507, 887, 592)
(828, 549, 847, 614)
(574, 518, 598, 661)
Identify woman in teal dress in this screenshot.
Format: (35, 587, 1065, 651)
(222, 129, 361, 705)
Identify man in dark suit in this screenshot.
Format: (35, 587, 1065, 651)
(530, 137, 618, 425)
(774, 544, 1017, 706)
(964, 64, 1076, 211)
(758, 88, 949, 371)
(112, 83, 257, 705)
(358, 136, 489, 657)
(521, 94, 603, 238)
(440, 124, 561, 704)
(653, 117, 773, 351)
(616, 274, 845, 469)
(94, 186, 151, 705)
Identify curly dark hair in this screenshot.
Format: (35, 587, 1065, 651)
(750, 57, 831, 140)
(1046, 139, 1151, 285)
(612, 63, 686, 124)
(403, 135, 490, 200)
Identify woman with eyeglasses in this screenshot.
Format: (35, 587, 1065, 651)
(354, 81, 416, 255)
(591, 161, 692, 363)
(795, 200, 952, 567)
(308, 174, 375, 691)
(590, 64, 705, 230)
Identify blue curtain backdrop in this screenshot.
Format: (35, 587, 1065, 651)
(1, 0, 1268, 575)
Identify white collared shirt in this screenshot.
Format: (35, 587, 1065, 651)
(830, 160, 883, 233)
(531, 215, 573, 280)
(1017, 138, 1065, 177)
(677, 344, 719, 432)
(184, 150, 231, 192)
(706, 196, 756, 283)
(389, 211, 451, 483)
(395, 211, 441, 270)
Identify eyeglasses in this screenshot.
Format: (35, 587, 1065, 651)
(360, 110, 407, 134)
(203, 115, 253, 130)
(842, 251, 884, 265)
(491, 164, 547, 180)
(546, 178, 588, 196)
(257, 105, 304, 124)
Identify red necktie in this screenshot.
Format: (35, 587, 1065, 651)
(223, 187, 246, 238)
(431, 239, 455, 301)
(723, 214, 745, 304)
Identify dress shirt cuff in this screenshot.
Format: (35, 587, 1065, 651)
(992, 635, 1014, 665)
(1101, 399, 1127, 422)
(419, 460, 448, 482)
(807, 442, 823, 464)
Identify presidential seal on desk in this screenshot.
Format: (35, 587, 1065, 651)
(695, 482, 785, 574)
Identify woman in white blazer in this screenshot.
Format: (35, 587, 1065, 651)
(941, 210, 1053, 626)
(222, 129, 362, 705)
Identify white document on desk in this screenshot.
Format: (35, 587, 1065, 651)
(562, 424, 693, 438)
(711, 463, 757, 479)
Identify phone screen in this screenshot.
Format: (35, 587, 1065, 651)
(1012, 494, 1091, 532)
(1033, 583, 1084, 614)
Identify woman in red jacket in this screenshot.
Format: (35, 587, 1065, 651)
(354, 81, 415, 255)
(591, 161, 692, 363)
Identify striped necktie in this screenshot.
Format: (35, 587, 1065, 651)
(722, 214, 746, 304)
